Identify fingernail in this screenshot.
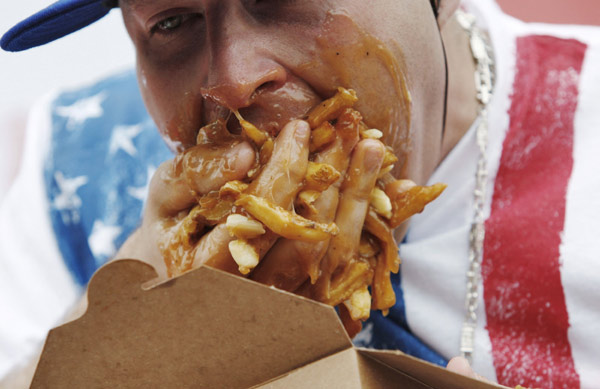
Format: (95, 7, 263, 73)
(363, 141, 384, 173)
(294, 120, 310, 143)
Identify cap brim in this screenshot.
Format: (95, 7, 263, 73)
(1, 0, 112, 52)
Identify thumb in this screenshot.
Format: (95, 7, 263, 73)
(447, 356, 490, 382)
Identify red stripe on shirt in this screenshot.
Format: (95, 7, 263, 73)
(482, 35, 586, 388)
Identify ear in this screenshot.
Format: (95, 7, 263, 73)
(436, 0, 461, 29)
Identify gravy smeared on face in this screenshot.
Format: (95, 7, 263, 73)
(303, 12, 413, 176)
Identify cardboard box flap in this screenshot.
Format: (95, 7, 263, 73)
(358, 348, 507, 389)
(256, 348, 432, 388)
(32, 260, 351, 388)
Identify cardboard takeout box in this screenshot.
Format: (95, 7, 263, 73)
(31, 259, 504, 388)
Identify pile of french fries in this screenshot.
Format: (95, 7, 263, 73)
(160, 87, 446, 336)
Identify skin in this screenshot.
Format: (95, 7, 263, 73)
(116, 0, 474, 273)
(115, 0, 483, 378)
(2, 1, 487, 386)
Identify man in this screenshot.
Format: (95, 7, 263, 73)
(2, 0, 599, 387)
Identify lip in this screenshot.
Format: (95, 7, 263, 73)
(200, 73, 324, 140)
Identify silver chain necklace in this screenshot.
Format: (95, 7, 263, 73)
(455, 9, 495, 364)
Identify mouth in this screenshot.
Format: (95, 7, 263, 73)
(199, 75, 325, 142)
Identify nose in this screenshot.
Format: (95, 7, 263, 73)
(200, 11, 287, 111)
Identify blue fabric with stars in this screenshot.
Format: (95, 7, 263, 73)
(42, 69, 446, 367)
(45, 69, 173, 286)
(353, 271, 448, 367)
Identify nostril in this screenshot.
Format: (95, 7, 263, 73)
(259, 80, 277, 90)
(252, 80, 282, 100)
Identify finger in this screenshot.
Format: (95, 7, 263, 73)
(148, 141, 255, 218)
(146, 160, 194, 220)
(182, 141, 256, 194)
(251, 110, 363, 289)
(192, 120, 311, 273)
(247, 119, 311, 206)
(447, 357, 491, 382)
(447, 357, 476, 378)
(327, 139, 385, 270)
(306, 139, 384, 302)
(251, 133, 351, 290)
(191, 224, 239, 274)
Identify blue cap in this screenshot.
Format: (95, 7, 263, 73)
(1, 0, 115, 52)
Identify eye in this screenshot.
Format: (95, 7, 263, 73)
(156, 15, 183, 32)
(150, 13, 201, 36)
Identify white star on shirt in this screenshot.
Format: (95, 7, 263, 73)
(353, 321, 374, 345)
(109, 124, 144, 156)
(55, 92, 106, 130)
(53, 171, 88, 224)
(127, 165, 156, 205)
(88, 220, 122, 260)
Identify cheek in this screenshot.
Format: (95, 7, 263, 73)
(397, 17, 447, 182)
(137, 62, 203, 153)
(339, 1, 447, 182)
(295, 12, 413, 175)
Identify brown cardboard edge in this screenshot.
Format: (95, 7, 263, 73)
(31, 259, 509, 388)
(358, 348, 509, 389)
(32, 259, 355, 388)
(253, 348, 433, 388)
(250, 348, 362, 388)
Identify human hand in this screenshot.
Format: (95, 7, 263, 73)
(113, 124, 256, 278)
(249, 108, 381, 291)
(116, 119, 312, 281)
(446, 356, 491, 383)
(247, 109, 389, 337)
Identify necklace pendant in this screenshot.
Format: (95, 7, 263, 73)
(460, 321, 476, 362)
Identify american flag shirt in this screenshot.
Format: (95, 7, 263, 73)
(1, 1, 599, 387)
(0, 71, 173, 379)
(356, 1, 600, 388)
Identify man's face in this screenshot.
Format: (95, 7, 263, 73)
(121, 0, 446, 183)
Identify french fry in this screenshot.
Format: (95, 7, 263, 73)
(382, 146, 399, 170)
(370, 187, 393, 219)
(337, 303, 363, 339)
(161, 87, 448, 339)
(307, 87, 358, 128)
(229, 239, 259, 275)
(333, 108, 361, 149)
(358, 232, 380, 259)
(310, 121, 336, 152)
(304, 162, 341, 192)
(386, 180, 447, 228)
(371, 252, 396, 313)
(343, 286, 372, 321)
(296, 190, 321, 216)
(219, 180, 248, 200)
(364, 208, 400, 273)
(226, 214, 266, 239)
(259, 137, 274, 165)
(378, 164, 394, 178)
(324, 260, 373, 306)
(233, 110, 269, 147)
(235, 194, 339, 242)
(360, 128, 384, 140)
